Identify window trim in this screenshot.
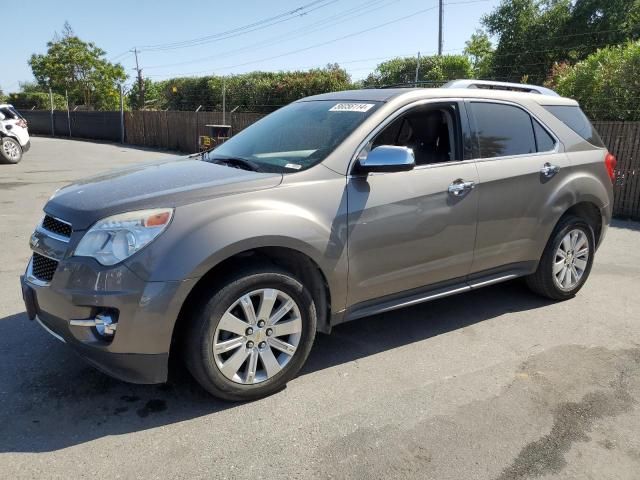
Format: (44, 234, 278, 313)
(348, 97, 470, 175)
(465, 99, 561, 162)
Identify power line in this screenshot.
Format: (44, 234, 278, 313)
(147, 0, 489, 79)
(144, 0, 400, 71)
(137, 0, 338, 52)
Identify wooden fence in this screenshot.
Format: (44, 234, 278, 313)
(593, 122, 640, 219)
(19, 111, 640, 219)
(124, 111, 266, 153)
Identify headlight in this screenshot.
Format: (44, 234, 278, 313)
(74, 208, 173, 266)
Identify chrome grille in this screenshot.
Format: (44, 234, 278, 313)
(42, 215, 72, 238)
(31, 253, 59, 283)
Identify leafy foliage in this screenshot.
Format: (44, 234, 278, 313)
(547, 41, 640, 120)
(482, 0, 640, 84)
(7, 91, 67, 110)
(464, 30, 494, 79)
(362, 55, 472, 87)
(29, 23, 126, 110)
(136, 64, 352, 112)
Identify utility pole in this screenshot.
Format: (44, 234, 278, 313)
(414, 51, 421, 87)
(132, 48, 145, 109)
(438, 0, 444, 56)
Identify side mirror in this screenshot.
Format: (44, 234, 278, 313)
(356, 145, 415, 174)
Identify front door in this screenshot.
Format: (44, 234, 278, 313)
(346, 102, 479, 307)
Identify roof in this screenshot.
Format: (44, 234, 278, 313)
(299, 86, 577, 106)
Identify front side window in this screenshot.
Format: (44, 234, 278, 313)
(369, 103, 461, 165)
(208, 100, 381, 173)
(470, 102, 536, 158)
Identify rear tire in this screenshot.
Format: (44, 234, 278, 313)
(526, 215, 595, 300)
(183, 266, 317, 401)
(0, 137, 22, 164)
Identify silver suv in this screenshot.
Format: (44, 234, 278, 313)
(21, 80, 616, 400)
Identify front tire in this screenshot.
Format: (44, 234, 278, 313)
(0, 137, 22, 164)
(526, 215, 595, 300)
(184, 266, 317, 401)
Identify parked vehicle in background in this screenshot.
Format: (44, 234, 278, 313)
(0, 104, 30, 164)
(21, 80, 615, 401)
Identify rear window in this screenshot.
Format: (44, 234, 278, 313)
(470, 102, 536, 158)
(543, 105, 604, 147)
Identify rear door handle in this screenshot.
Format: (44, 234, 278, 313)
(540, 162, 560, 177)
(448, 179, 475, 196)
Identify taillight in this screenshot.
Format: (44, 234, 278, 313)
(604, 152, 617, 183)
(17, 119, 28, 128)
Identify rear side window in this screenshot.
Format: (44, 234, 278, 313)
(543, 105, 604, 147)
(470, 102, 536, 158)
(533, 119, 556, 152)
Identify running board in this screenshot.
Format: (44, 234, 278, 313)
(344, 269, 527, 322)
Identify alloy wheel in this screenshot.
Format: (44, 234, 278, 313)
(213, 288, 302, 385)
(2, 140, 20, 161)
(552, 229, 589, 291)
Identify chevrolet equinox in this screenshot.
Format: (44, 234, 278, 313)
(21, 80, 616, 400)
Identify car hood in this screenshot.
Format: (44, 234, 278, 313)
(44, 156, 283, 230)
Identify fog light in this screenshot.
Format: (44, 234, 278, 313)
(95, 313, 117, 337)
(70, 312, 118, 338)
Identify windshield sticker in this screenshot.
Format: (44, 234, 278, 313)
(329, 103, 375, 113)
(285, 163, 302, 170)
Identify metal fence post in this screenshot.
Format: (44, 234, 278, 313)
(195, 105, 202, 153)
(119, 84, 125, 144)
(65, 89, 71, 137)
(49, 87, 55, 137)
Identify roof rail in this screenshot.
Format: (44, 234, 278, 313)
(443, 79, 559, 97)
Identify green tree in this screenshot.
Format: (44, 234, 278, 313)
(363, 55, 472, 87)
(464, 30, 494, 78)
(482, 0, 640, 84)
(547, 41, 640, 120)
(0, 87, 5, 103)
(29, 22, 126, 110)
(128, 78, 162, 110)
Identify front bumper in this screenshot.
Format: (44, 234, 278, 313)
(22, 139, 31, 152)
(20, 256, 195, 384)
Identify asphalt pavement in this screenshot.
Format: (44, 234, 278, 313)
(1, 137, 639, 479)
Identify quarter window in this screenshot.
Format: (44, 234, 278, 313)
(532, 119, 556, 152)
(470, 102, 536, 158)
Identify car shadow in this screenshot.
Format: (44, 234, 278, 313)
(0, 280, 553, 453)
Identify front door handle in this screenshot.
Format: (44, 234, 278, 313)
(448, 179, 475, 196)
(540, 162, 560, 178)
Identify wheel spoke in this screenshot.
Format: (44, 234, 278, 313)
(268, 337, 297, 355)
(574, 234, 587, 252)
(271, 316, 302, 337)
(221, 346, 250, 378)
(239, 295, 257, 325)
(218, 312, 251, 336)
(570, 231, 578, 249)
(269, 299, 294, 325)
(571, 265, 580, 283)
(245, 349, 259, 384)
(214, 336, 245, 354)
(561, 235, 571, 253)
(576, 247, 589, 258)
(259, 347, 282, 377)
(562, 267, 572, 288)
(553, 260, 565, 275)
(257, 289, 277, 322)
(556, 249, 567, 260)
(574, 258, 587, 271)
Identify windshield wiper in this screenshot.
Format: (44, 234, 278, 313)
(208, 156, 263, 172)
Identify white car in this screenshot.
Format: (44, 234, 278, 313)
(0, 104, 30, 164)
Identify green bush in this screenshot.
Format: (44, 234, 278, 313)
(363, 55, 473, 87)
(547, 41, 640, 121)
(7, 91, 67, 110)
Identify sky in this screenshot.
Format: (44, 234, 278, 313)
(1, 0, 501, 93)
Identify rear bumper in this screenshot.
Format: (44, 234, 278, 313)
(20, 257, 195, 384)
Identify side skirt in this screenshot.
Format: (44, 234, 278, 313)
(339, 261, 537, 324)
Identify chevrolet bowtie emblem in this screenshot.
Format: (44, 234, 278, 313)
(29, 233, 39, 249)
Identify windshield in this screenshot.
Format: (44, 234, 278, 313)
(206, 100, 381, 173)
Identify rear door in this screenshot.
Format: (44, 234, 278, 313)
(466, 100, 571, 274)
